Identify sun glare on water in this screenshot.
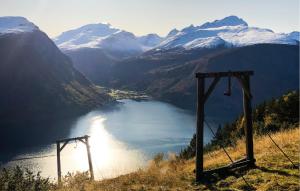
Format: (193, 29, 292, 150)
(8, 114, 146, 180)
(70, 116, 146, 179)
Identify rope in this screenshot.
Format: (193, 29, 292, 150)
(204, 120, 234, 163)
(204, 120, 253, 189)
(266, 132, 297, 168)
(240, 116, 297, 168)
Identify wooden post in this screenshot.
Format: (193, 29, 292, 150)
(56, 142, 61, 183)
(242, 75, 255, 164)
(85, 136, 94, 180)
(196, 77, 205, 182)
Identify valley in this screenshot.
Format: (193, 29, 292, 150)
(0, 13, 299, 190)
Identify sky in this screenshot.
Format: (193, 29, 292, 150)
(0, 0, 299, 37)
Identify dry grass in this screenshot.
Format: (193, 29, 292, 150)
(54, 128, 300, 191)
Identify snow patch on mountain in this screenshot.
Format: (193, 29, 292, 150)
(98, 31, 143, 52)
(199, 15, 248, 29)
(54, 23, 121, 50)
(219, 27, 296, 46)
(156, 16, 299, 50)
(138, 34, 163, 50)
(166, 29, 179, 38)
(287, 31, 300, 41)
(0, 16, 38, 35)
(54, 23, 163, 52)
(183, 36, 230, 49)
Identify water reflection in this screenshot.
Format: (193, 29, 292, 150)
(6, 114, 146, 180)
(5, 99, 214, 180)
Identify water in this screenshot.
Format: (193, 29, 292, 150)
(4, 99, 214, 180)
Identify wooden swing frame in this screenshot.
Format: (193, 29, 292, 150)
(195, 71, 255, 182)
(56, 135, 94, 183)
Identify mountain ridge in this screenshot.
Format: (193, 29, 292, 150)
(109, 44, 299, 120)
(0, 20, 113, 152)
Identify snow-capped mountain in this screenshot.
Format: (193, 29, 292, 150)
(287, 31, 300, 41)
(156, 16, 299, 50)
(138, 34, 163, 49)
(0, 16, 39, 34)
(54, 23, 163, 52)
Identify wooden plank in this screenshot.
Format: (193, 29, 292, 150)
(203, 159, 254, 175)
(57, 135, 90, 143)
(196, 77, 205, 182)
(78, 138, 86, 145)
(59, 140, 69, 152)
(196, 71, 253, 78)
(203, 77, 220, 103)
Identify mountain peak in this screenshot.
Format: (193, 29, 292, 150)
(138, 33, 163, 48)
(199, 15, 248, 29)
(167, 29, 179, 37)
(53, 22, 120, 46)
(0, 16, 38, 34)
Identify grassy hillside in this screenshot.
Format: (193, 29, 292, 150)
(1, 127, 298, 191)
(180, 90, 299, 159)
(54, 127, 299, 191)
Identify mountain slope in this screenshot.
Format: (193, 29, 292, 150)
(110, 44, 299, 120)
(0, 17, 112, 152)
(54, 23, 163, 86)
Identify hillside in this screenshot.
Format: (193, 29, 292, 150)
(0, 17, 113, 153)
(52, 127, 299, 191)
(110, 44, 299, 120)
(3, 127, 297, 191)
(54, 23, 163, 86)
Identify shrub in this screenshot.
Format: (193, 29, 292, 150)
(0, 166, 52, 191)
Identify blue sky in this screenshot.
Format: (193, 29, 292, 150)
(0, 0, 299, 37)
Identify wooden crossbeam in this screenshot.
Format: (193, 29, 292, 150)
(196, 71, 253, 78)
(203, 77, 220, 103)
(57, 135, 89, 143)
(59, 140, 69, 152)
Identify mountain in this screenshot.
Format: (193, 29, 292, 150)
(156, 16, 299, 50)
(287, 31, 300, 41)
(0, 17, 112, 152)
(109, 44, 299, 120)
(54, 23, 163, 86)
(0, 16, 38, 34)
(54, 23, 163, 52)
(53, 16, 299, 87)
(138, 33, 164, 50)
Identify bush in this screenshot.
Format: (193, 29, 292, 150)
(0, 166, 52, 191)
